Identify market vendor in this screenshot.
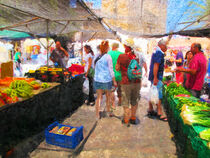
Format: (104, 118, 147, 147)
(50, 41, 69, 68)
(176, 43, 207, 98)
(171, 50, 184, 84)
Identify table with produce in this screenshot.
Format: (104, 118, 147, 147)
(0, 69, 85, 154)
(0, 77, 56, 107)
(163, 82, 210, 158)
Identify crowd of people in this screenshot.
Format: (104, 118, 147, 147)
(14, 37, 207, 126)
(82, 37, 167, 125)
(81, 37, 208, 127)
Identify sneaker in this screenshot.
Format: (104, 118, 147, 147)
(129, 118, 140, 125)
(107, 112, 114, 117)
(130, 119, 137, 125)
(121, 119, 130, 127)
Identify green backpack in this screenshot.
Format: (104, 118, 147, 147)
(127, 59, 142, 80)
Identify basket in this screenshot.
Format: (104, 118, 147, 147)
(45, 121, 84, 149)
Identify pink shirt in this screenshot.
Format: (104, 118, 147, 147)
(186, 52, 207, 91)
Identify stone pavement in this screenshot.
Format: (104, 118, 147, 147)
(28, 89, 177, 158)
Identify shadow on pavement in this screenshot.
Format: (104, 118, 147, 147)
(70, 121, 98, 158)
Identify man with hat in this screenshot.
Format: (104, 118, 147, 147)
(116, 38, 140, 126)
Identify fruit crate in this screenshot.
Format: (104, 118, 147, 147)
(45, 121, 83, 149)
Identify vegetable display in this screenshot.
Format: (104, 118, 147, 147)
(199, 129, 210, 142)
(30, 81, 41, 90)
(181, 105, 210, 127)
(3, 80, 33, 98)
(166, 81, 210, 150)
(0, 77, 53, 106)
(0, 91, 18, 105)
(175, 97, 209, 111)
(167, 82, 191, 96)
(41, 83, 51, 89)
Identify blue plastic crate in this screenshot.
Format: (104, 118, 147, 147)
(45, 121, 84, 149)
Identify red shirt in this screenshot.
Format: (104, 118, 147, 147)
(117, 53, 140, 85)
(186, 52, 207, 91)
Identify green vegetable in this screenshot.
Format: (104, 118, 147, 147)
(30, 81, 39, 85)
(175, 97, 209, 111)
(199, 129, 210, 142)
(181, 105, 210, 127)
(41, 83, 50, 88)
(4, 80, 33, 98)
(166, 82, 191, 96)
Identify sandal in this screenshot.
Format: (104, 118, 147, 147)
(156, 115, 168, 122)
(90, 102, 95, 106)
(147, 110, 157, 117)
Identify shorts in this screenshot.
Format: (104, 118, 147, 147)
(94, 81, 112, 90)
(151, 81, 163, 99)
(121, 83, 140, 107)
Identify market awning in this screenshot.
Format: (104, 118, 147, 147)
(138, 27, 210, 38)
(0, 0, 116, 40)
(0, 30, 31, 40)
(0, 0, 209, 40)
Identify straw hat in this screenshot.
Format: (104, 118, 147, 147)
(124, 38, 134, 48)
(135, 46, 142, 52)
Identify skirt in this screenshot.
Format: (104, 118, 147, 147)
(94, 81, 112, 90)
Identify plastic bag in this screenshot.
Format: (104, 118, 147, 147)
(83, 78, 89, 95)
(142, 76, 149, 87)
(149, 85, 159, 105)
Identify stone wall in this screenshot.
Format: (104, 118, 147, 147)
(98, 0, 167, 35)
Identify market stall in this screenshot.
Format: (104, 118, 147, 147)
(163, 82, 210, 158)
(0, 74, 84, 154)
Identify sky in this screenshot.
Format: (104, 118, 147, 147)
(166, 0, 206, 33)
(83, 0, 101, 9)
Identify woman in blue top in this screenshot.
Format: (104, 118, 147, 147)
(94, 41, 117, 120)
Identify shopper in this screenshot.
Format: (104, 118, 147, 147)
(50, 41, 69, 68)
(84, 45, 95, 106)
(174, 50, 184, 84)
(108, 42, 123, 109)
(183, 51, 193, 88)
(116, 38, 141, 126)
(176, 43, 207, 98)
(148, 39, 169, 121)
(14, 47, 22, 71)
(94, 41, 117, 120)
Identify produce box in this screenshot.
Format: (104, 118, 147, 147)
(45, 121, 83, 149)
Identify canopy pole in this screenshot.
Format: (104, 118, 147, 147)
(180, 13, 210, 31)
(46, 20, 49, 67)
(25, 25, 47, 49)
(48, 21, 71, 48)
(81, 32, 83, 65)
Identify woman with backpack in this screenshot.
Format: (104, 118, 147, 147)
(116, 38, 141, 127)
(94, 41, 117, 120)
